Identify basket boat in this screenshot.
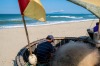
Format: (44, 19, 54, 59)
(16, 36, 100, 66)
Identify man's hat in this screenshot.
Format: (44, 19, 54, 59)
(46, 35, 54, 40)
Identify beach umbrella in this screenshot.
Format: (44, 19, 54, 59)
(18, 0, 46, 56)
(68, 0, 100, 33)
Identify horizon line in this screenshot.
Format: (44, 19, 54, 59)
(0, 13, 92, 15)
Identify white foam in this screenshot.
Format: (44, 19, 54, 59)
(0, 19, 98, 30)
(49, 16, 83, 19)
(0, 18, 31, 22)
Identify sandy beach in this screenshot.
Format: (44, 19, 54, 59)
(0, 20, 98, 66)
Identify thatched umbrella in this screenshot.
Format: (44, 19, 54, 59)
(68, 0, 100, 32)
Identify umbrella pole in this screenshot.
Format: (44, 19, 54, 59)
(22, 15, 32, 55)
(98, 19, 100, 40)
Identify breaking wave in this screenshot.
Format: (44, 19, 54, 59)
(49, 16, 83, 19)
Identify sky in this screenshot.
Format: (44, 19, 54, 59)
(0, 0, 91, 14)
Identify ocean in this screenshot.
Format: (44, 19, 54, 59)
(0, 14, 97, 29)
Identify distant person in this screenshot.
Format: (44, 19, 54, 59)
(87, 22, 99, 39)
(93, 22, 99, 32)
(35, 35, 55, 66)
(93, 22, 100, 43)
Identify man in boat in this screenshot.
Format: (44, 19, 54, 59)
(35, 35, 55, 66)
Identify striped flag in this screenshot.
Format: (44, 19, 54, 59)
(18, 0, 46, 22)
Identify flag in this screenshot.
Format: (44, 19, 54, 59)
(18, 0, 46, 22)
(18, 0, 30, 15)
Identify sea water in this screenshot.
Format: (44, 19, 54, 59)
(0, 14, 97, 29)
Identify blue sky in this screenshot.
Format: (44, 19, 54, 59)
(0, 0, 91, 14)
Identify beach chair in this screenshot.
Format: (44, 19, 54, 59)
(87, 29, 94, 40)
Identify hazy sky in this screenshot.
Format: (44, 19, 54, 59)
(0, 0, 91, 14)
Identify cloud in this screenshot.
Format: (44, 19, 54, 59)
(51, 10, 64, 13)
(60, 10, 64, 12)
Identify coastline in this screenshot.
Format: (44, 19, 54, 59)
(0, 20, 98, 66)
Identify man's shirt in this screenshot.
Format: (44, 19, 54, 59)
(93, 25, 98, 32)
(35, 41, 55, 63)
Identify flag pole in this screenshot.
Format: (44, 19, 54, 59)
(22, 15, 32, 55)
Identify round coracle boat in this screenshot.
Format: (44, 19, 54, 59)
(15, 36, 100, 66)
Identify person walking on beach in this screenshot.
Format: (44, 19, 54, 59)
(35, 35, 55, 66)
